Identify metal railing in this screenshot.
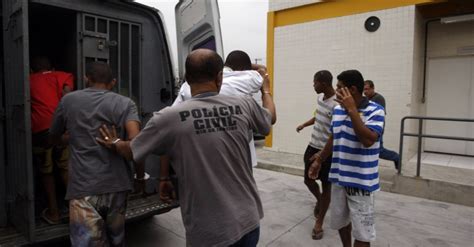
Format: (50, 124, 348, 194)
(398, 116, 474, 176)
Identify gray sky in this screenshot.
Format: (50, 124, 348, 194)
(135, 0, 268, 71)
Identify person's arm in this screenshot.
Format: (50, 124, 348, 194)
(97, 125, 132, 155)
(98, 110, 168, 164)
(172, 82, 190, 107)
(337, 87, 378, 147)
(125, 121, 144, 178)
(261, 73, 276, 124)
(61, 73, 74, 97)
(296, 117, 315, 132)
(158, 156, 176, 203)
(49, 101, 66, 145)
(251, 64, 267, 75)
(308, 134, 333, 179)
(124, 120, 147, 194)
(63, 85, 72, 96)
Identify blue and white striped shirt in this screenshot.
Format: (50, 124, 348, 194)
(329, 99, 385, 192)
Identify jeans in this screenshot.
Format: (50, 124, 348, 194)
(230, 226, 260, 247)
(379, 137, 400, 169)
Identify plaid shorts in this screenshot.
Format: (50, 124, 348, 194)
(69, 191, 128, 247)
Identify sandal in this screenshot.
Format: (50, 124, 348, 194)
(312, 228, 324, 240)
(41, 208, 61, 225)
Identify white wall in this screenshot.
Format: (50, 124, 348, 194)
(269, 0, 321, 12)
(271, 6, 418, 154)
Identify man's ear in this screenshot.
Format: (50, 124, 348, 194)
(216, 71, 223, 91)
(350, 85, 359, 95)
(84, 76, 90, 87)
(109, 78, 117, 90)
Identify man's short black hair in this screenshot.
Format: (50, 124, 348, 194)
(314, 70, 333, 85)
(185, 49, 224, 84)
(337, 70, 365, 94)
(364, 80, 375, 89)
(224, 50, 252, 71)
(86, 62, 114, 84)
(31, 56, 52, 72)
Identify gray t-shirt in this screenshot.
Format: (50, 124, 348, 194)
(131, 93, 271, 247)
(370, 93, 386, 112)
(50, 88, 140, 200)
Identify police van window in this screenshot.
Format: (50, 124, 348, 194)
(85, 16, 95, 32)
(131, 26, 140, 104)
(192, 36, 216, 51)
(82, 15, 141, 108)
(98, 19, 107, 34)
(120, 23, 130, 97)
(109, 21, 119, 93)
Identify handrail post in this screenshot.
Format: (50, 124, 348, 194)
(416, 118, 423, 177)
(398, 117, 405, 174)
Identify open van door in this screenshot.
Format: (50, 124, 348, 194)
(2, 0, 35, 241)
(0, 0, 6, 229)
(175, 0, 223, 79)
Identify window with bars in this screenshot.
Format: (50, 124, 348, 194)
(82, 15, 141, 106)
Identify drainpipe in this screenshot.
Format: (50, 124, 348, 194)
(421, 18, 439, 104)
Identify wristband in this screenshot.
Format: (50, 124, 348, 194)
(134, 172, 150, 181)
(112, 138, 121, 151)
(159, 176, 171, 182)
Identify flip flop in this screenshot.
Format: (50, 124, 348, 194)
(312, 228, 324, 240)
(41, 208, 61, 225)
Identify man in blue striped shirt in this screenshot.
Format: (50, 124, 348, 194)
(308, 70, 384, 247)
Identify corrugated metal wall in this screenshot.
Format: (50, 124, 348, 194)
(2, 0, 35, 241)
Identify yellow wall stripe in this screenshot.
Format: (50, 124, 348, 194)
(264, 11, 275, 148)
(274, 0, 443, 28)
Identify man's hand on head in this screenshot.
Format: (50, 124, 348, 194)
(335, 87, 357, 113)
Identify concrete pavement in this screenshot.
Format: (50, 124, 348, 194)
(125, 168, 474, 247)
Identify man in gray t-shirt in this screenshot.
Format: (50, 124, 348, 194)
(363, 80, 400, 169)
(97, 49, 276, 246)
(50, 62, 143, 246)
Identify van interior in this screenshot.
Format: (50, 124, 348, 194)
(28, 3, 77, 227)
(29, 3, 77, 87)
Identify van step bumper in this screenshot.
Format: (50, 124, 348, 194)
(0, 194, 179, 246)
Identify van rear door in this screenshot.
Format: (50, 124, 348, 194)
(0, 0, 7, 229)
(2, 0, 35, 241)
(175, 0, 223, 79)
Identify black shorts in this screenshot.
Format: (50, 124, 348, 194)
(304, 145, 331, 182)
